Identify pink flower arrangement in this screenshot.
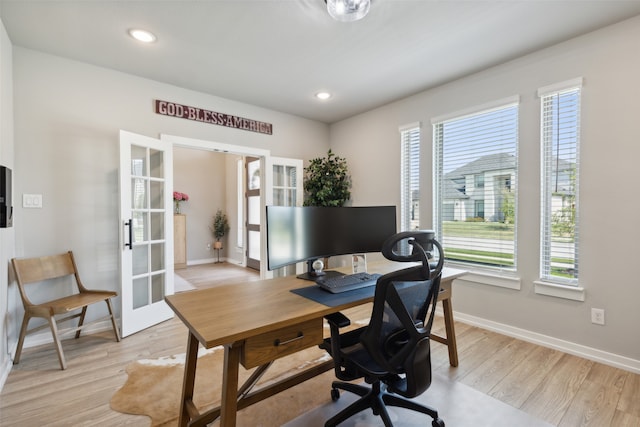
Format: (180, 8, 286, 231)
(173, 191, 189, 202)
(173, 191, 189, 213)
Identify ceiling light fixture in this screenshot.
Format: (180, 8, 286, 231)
(315, 92, 332, 100)
(128, 28, 157, 43)
(326, 0, 371, 22)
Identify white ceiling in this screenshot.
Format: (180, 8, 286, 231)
(1, 1, 640, 124)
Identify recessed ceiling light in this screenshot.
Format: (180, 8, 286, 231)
(315, 92, 332, 100)
(128, 28, 157, 43)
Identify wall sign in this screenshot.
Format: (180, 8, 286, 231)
(155, 100, 273, 135)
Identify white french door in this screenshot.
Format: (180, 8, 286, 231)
(245, 157, 261, 271)
(264, 156, 303, 278)
(119, 130, 174, 337)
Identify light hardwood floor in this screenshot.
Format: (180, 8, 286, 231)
(1, 262, 639, 426)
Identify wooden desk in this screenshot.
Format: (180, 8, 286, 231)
(165, 265, 466, 427)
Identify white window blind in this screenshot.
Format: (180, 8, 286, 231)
(433, 102, 518, 270)
(540, 84, 581, 284)
(400, 125, 421, 232)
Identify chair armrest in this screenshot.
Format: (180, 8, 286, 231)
(324, 312, 351, 328)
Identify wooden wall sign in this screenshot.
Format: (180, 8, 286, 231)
(155, 100, 273, 135)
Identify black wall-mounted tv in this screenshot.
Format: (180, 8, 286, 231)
(266, 205, 397, 279)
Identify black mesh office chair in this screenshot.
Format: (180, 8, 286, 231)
(320, 230, 445, 427)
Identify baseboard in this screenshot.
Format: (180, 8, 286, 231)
(452, 311, 640, 374)
(187, 257, 217, 265)
(0, 356, 12, 392)
(187, 257, 247, 266)
(20, 320, 117, 350)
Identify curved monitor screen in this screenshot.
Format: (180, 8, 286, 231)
(266, 205, 397, 271)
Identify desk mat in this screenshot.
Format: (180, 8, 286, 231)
(290, 284, 375, 307)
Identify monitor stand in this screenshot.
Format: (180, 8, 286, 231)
(297, 270, 343, 282)
(297, 259, 344, 282)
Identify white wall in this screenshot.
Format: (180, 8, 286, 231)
(330, 16, 640, 368)
(8, 48, 329, 353)
(0, 18, 14, 388)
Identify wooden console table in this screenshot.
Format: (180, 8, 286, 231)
(174, 214, 187, 269)
(165, 264, 466, 427)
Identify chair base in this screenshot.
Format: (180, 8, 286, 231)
(325, 380, 444, 427)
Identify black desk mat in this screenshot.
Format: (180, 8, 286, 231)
(290, 284, 375, 307)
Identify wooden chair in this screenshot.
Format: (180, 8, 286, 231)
(11, 251, 121, 369)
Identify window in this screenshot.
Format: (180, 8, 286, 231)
(539, 80, 581, 284)
(400, 123, 421, 232)
(433, 98, 519, 270)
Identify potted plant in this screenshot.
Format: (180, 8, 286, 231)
(303, 149, 351, 207)
(211, 209, 230, 249)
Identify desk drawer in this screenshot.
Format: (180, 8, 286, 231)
(241, 318, 323, 369)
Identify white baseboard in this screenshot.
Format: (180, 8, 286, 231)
(19, 320, 117, 351)
(452, 310, 640, 374)
(0, 356, 12, 392)
(187, 257, 217, 265)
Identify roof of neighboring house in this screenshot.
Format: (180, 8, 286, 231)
(443, 179, 468, 199)
(445, 153, 516, 180)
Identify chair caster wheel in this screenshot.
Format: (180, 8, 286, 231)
(330, 388, 340, 401)
(432, 418, 445, 427)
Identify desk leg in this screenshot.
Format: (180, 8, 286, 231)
(441, 298, 459, 367)
(220, 343, 241, 427)
(179, 332, 199, 427)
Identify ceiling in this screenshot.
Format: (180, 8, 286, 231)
(1, 1, 640, 124)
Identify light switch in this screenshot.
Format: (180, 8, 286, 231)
(23, 194, 43, 208)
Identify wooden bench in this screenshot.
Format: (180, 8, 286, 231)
(11, 251, 120, 370)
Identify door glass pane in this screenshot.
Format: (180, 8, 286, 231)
(286, 166, 297, 187)
(151, 273, 164, 303)
(132, 212, 147, 243)
(248, 160, 260, 190)
(132, 245, 148, 276)
(248, 230, 260, 261)
(274, 189, 284, 206)
(132, 178, 147, 209)
(132, 277, 148, 309)
(274, 165, 284, 187)
(248, 195, 260, 225)
(150, 212, 164, 240)
(150, 243, 165, 272)
(286, 189, 296, 206)
(131, 145, 147, 176)
(150, 180, 164, 209)
(149, 149, 163, 178)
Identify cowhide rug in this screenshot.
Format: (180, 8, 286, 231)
(110, 308, 373, 427)
(110, 344, 340, 426)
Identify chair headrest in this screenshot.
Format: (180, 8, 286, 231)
(381, 230, 444, 278)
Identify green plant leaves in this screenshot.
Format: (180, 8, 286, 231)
(303, 149, 351, 207)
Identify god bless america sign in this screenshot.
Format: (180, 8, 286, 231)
(155, 100, 273, 135)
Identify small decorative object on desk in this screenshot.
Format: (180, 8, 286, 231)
(352, 254, 366, 274)
(173, 191, 189, 214)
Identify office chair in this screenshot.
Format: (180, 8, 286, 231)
(320, 230, 445, 427)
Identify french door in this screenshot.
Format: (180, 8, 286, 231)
(119, 130, 174, 337)
(245, 157, 261, 271)
(265, 156, 303, 277)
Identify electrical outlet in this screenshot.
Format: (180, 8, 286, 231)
(591, 308, 605, 325)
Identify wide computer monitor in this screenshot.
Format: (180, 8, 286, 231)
(266, 205, 397, 280)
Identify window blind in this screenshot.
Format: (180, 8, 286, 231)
(540, 86, 581, 284)
(400, 125, 421, 232)
(433, 102, 518, 270)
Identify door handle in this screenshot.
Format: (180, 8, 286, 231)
(124, 219, 133, 250)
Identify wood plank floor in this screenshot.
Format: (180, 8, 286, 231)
(1, 262, 639, 426)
